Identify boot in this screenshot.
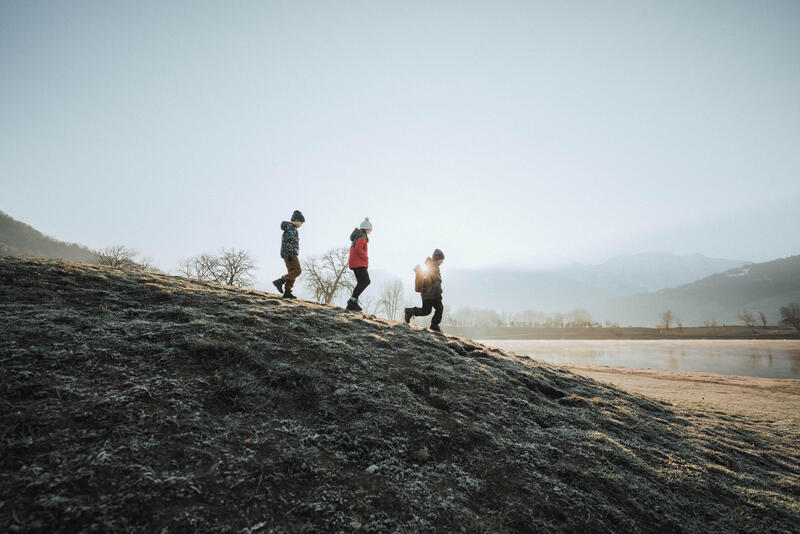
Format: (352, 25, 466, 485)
(272, 279, 285, 294)
(430, 324, 441, 332)
(404, 308, 413, 324)
(283, 290, 297, 299)
(346, 297, 362, 311)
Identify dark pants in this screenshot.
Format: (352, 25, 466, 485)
(281, 255, 302, 290)
(351, 267, 370, 298)
(411, 298, 443, 326)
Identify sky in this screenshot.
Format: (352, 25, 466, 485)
(2, 0, 799, 287)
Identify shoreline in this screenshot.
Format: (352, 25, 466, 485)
(560, 363, 800, 431)
(445, 325, 800, 340)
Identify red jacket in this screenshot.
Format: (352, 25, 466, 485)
(348, 228, 369, 269)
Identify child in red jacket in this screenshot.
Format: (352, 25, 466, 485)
(346, 218, 372, 311)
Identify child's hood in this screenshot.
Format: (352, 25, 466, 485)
(281, 221, 293, 231)
(349, 228, 368, 243)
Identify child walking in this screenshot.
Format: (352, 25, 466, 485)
(404, 248, 445, 331)
(346, 217, 372, 311)
(272, 210, 305, 299)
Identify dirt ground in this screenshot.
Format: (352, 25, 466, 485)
(563, 365, 800, 437)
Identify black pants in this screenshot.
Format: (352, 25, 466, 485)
(351, 267, 370, 299)
(411, 298, 443, 326)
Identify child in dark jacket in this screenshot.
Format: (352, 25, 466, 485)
(346, 217, 372, 311)
(273, 210, 305, 299)
(404, 248, 445, 331)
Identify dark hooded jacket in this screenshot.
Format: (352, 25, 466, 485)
(421, 257, 443, 299)
(348, 228, 369, 269)
(280, 221, 300, 259)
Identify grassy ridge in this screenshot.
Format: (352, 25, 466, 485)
(1, 257, 798, 533)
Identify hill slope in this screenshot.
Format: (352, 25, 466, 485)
(0, 210, 96, 262)
(593, 255, 800, 326)
(561, 252, 748, 296)
(1, 257, 798, 533)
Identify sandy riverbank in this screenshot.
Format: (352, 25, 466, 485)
(562, 364, 800, 436)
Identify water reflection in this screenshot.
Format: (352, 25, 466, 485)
(476, 340, 800, 379)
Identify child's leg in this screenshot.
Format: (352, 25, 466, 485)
(430, 299, 444, 326)
(411, 299, 434, 317)
(282, 255, 302, 290)
(351, 267, 370, 298)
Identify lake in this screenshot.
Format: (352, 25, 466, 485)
(476, 339, 800, 379)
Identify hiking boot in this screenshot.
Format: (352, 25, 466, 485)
(346, 297, 362, 311)
(430, 324, 441, 332)
(404, 308, 413, 324)
(283, 290, 297, 299)
(272, 279, 284, 294)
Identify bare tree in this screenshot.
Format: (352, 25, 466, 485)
(359, 296, 380, 315)
(302, 247, 354, 305)
(738, 309, 756, 328)
(179, 253, 219, 280)
(215, 249, 256, 288)
(758, 312, 767, 328)
(378, 279, 404, 321)
(176, 249, 255, 288)
(566, 308, 592, 328)
(96, 245, 139, 268)
(780, 303, 800, 331)
(660, 310, 674, 330)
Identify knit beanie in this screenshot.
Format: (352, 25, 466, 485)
(432, 248, 445, 260)
(291, 210, 305, 222)
(359, 217, 373, 230)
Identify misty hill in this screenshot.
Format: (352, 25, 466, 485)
(446, 252, 746, 313)
(592, 255, 800, 326)
(0, 210, 96, 262)
(2, 257, 798, 532)
(561, 252, 748, 296)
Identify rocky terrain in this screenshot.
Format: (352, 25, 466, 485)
(1, 257, 798, 533)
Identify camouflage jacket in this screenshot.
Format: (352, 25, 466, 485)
(280, 221, 300, 259)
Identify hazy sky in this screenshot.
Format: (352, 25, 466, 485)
(2, 0, 798, 285)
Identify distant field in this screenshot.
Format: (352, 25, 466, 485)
(445, 325, 800, 340)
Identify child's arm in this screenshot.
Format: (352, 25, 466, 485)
(354, 238, 368, 261)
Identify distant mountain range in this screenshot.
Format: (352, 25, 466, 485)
(560, 252, 748, 296)
(444, 252, 749, 315)
(0, 211, 97, 262)
(591, 255, 800, 326)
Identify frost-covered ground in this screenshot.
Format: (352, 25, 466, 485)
(1, 257, 798, 533)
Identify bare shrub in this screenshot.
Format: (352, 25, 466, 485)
(660, 310, 674, 330)
(780, 303, 800, 331)
(378, 279, 404, 321)
(96, 245, 139, 268)
(96, 245, 160, 272)
(302, 248, 354, 305)
(737, 310, 756, 328)
(177, 249, 255, 288)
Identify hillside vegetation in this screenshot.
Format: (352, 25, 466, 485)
(0, 211, 96, 262)
(1, 257, 798, 533)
